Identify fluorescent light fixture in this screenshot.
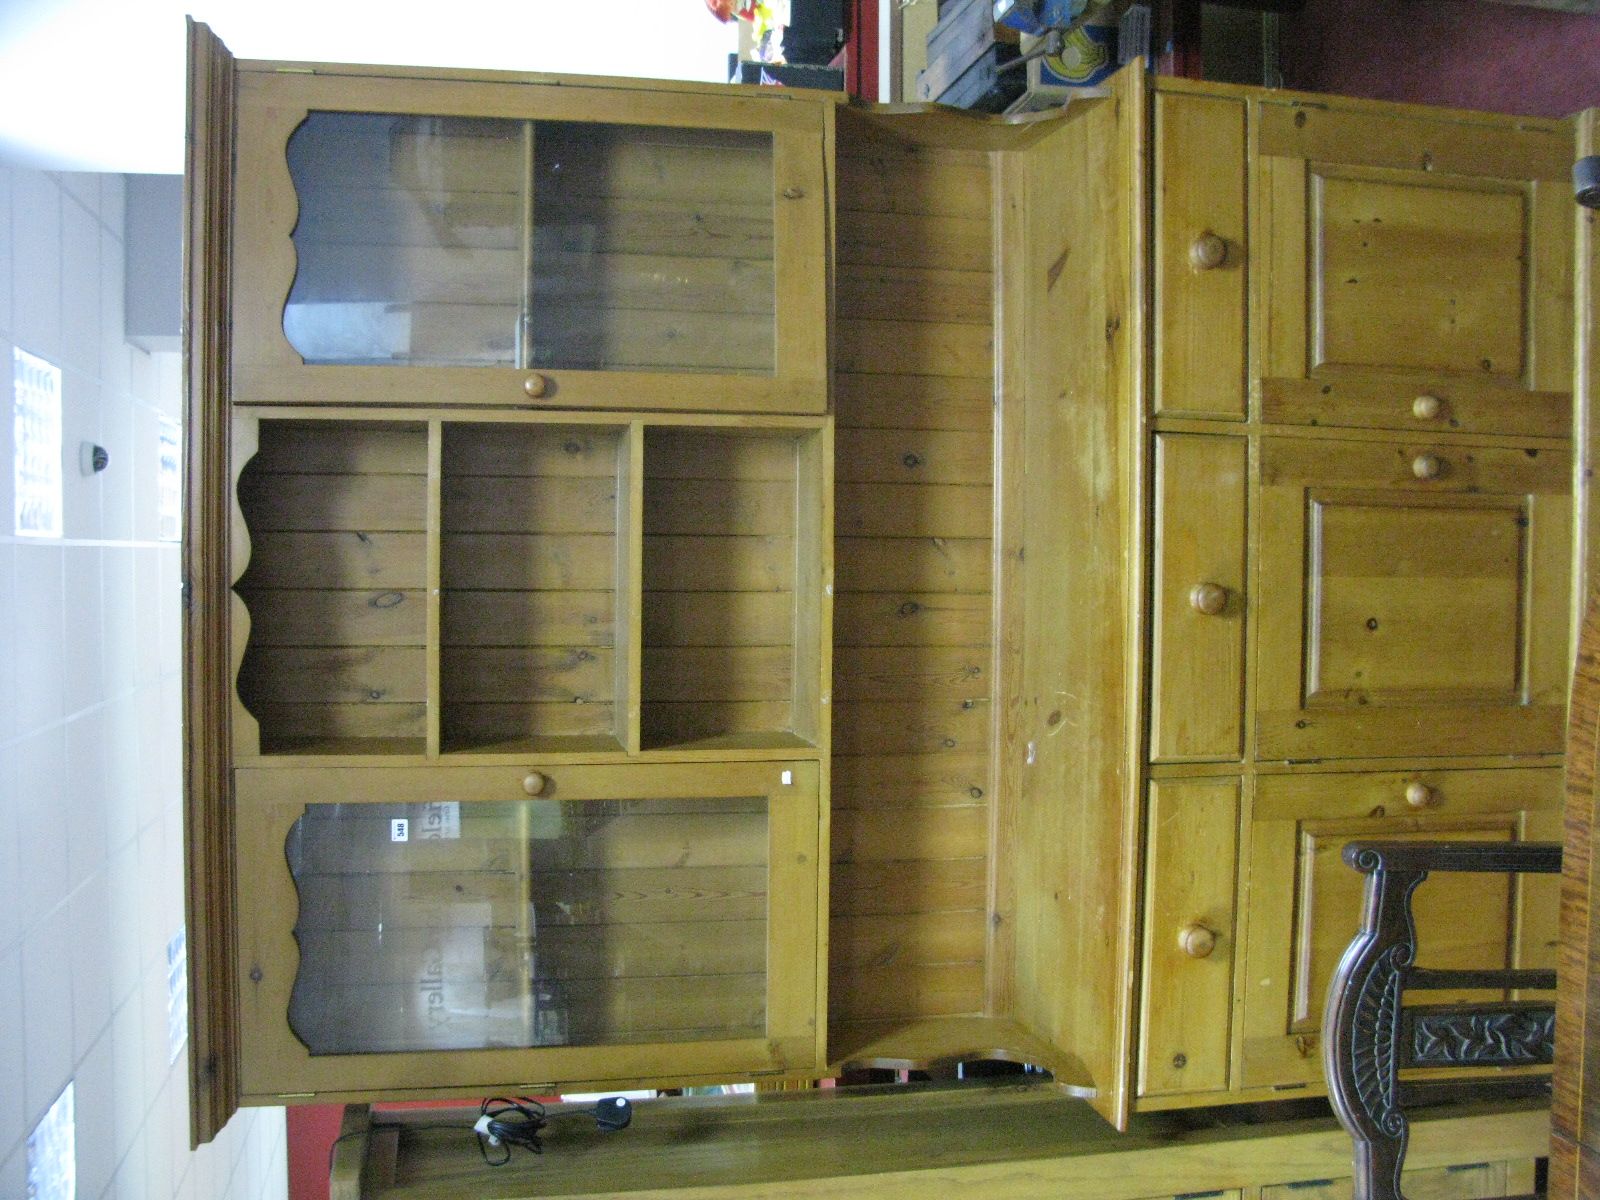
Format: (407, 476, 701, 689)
(26, 1081, 75, 1200)
(13, 347, 63, 539)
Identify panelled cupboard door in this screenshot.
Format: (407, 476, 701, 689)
(229, 70, 831, 414)
(1254, 100, 1573, 438)
(1255, 436, 1570, 761)
(1238, 767, 1560, 1091)
(231, 760, 822, 1100)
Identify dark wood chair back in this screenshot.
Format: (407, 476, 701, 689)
(1322, 839, 1560, 1200)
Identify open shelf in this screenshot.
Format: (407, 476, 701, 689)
(640, 427, 823, 752)
(440, 422, 629, 754)
(235, 413, 826, 760)
(235, 420, 431, 755)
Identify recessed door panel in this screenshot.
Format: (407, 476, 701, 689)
(1311, 171, 1527, 379)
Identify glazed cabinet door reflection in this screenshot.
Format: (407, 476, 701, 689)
(231, 72, 830, 413)
(1239, 767, 1559, 1090)
(1254, 102, 1572, 437)
(1254, 436, 1570, 761)
(232, 760, 822, 1100)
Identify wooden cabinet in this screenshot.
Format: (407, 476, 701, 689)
(184, 24, 832, 1137)
(187, 22, 1579, 1149)
(230, 64, 832, 414)
(232, 760, 821, 1097)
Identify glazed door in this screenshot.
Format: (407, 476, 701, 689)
(1255, 435, 1570, 761)
(1238, 767, 1560, 1091)
(232, 760, 822, 1101)
(1253, 101, 1572, 437)
(230, 71, 830, 414)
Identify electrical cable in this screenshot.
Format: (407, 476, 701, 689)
(324, 1094, 635, 1175)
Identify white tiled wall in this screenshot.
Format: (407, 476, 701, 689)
(0, 164, 288, 1200)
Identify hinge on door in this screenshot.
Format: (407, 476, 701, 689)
(181, 576, 193, 613)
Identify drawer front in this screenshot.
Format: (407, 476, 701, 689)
(1259, 1160, 1527, 1200)
(1255, 436, 1571, 761)
(1239, 766, 1561, 1091)
(1150, 434, 1247, 761)
(1138, 778, 1240, 1098)
(1154, 92, 1247, 420)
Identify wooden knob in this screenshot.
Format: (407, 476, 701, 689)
(523, 374, 550, 399)
(1411, 453, 1442, 480)
(1189, 232, 1227, 271)
(1412, 394, 1442, 420)
(1178, 924, 1218, 959)
(522, 771, 547, 797)
(1404, 781, 1435, 809)
(1189, 583, 1229, 616)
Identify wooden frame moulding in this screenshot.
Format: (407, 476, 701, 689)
(182, 16, 241, 1146)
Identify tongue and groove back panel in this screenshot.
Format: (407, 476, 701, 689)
(829, 134, 997, 1032)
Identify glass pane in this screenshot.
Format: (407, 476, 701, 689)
(285, 113, 527, 366)
(286, 796, 769, 1055)
(529, 122, 775, 374)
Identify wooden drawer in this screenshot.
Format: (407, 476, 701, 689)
(1259, 1158, 1535, 1199)
(1238, 766, 1560, 1091)
(1153, 91, 1247, 420)
(1149, 433, 1247, 761)
(1255, 435, 1571, 761)
(1138, 778, 1240, 1098)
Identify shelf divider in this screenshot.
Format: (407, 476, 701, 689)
(617, 420, 645, 754)
(425, 417, 444, 759)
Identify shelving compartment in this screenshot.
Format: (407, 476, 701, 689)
(441, 423, 630, 753)
(640, 427, 825, 751)
(235, 420, 431, 754)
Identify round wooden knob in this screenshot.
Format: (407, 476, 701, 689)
(1411, 453, 1442, 480)
(1404, 782, 1435, 809)
(523, 374, 550, 399)
(522, 771, 547, 797)
(1178, 924, 1218, 959)
(1189, 232, 1227, 271)
(1412, 394, 1442, 420)
(1189, 583, 1229, 616)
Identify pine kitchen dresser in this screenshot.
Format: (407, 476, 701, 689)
(183, 16, 1579, 1174)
